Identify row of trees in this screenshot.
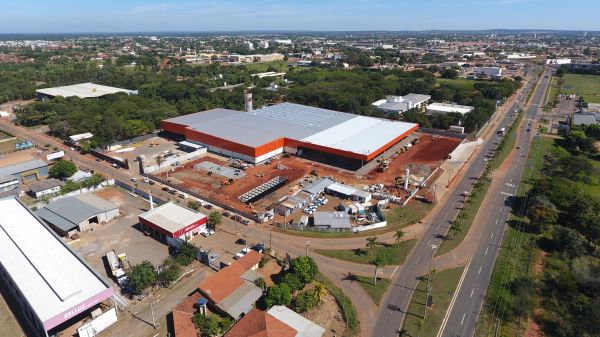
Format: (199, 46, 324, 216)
(127, 242, 198, 293)
(518, 140, 600, 337)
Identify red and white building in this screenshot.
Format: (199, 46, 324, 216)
(138, 202, 207, 244)
(162, 102, 418, 170)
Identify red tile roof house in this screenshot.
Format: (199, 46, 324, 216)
(224, 306, 325, 337)
(171, 251, 263, 336)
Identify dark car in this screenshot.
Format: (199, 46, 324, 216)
(168, 189, 177, 195)
(236, 238, 247, 245)
(252, 243, 265, 253)
(204, 204, 213, 210)
(222, 211, 231, 217)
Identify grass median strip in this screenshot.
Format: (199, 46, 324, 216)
(400, 266, 465, 337)
(355, 275, 391, 305)
(315, 239, 416, 265)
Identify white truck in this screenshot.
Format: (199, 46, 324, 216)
(106, 250, 129, 286)
(498, 127, 506, 135)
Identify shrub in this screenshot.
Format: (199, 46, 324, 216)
(282, 273, 304, 292)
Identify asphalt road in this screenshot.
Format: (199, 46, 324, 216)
(371, 67, 548, 337)
(437, 69, 551, 337)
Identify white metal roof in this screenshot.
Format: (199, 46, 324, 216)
(139, 202, 206, 233)
(267, 305, 325, 337)
(326, 183, 358, 196)
(0, 198, 112, 329)
(301, 116, 417, 155)
(36, 82, 137, 99)
(426, 102, 474, 115)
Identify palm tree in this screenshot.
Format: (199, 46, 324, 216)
(366, 236, 378, 256)
(394, 229, 405, 247)
(313, 281, 328, 303)
(155, 155, 164, 169)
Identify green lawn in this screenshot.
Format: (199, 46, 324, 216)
(315, 239, 417, 265)
(437, 78, 476, 90)
(401, 267, 465, 337)
(355, 276, 391, 305)
(560, 73, 600, 103)
(240, 61, 291, 73)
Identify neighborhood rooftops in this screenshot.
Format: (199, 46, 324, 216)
(198, 250, 262, 318)
(224, 306, 325, 337)
(28, 178, 64, 194)
(0, 159, 48, 177)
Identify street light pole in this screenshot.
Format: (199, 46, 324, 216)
(150, 300, 156, 329)
(424, 244, 437, 323)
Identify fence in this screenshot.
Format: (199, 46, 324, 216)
(113, 179, 164, 205)
(142, 173, 261, 223)
(420, 128, 468, 139)
(352, 221, 387, 233)
(89, 149, 129, 169)
(273, 222, 352, 233)
(107, 133, 157, 151)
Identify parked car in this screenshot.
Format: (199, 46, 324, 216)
(234, 248, 251, 260)
(161, 187, 169, 192)
(222, 211, 231, 217)
(204, 204, 213, 210)
(252, 243, 265, 253)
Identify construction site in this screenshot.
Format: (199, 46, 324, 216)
(152, 131, 461, 226)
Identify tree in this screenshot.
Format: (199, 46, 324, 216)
(366, 236, 379, 256)
(313, 281, 328, 303)
(255, 277, 266, 289)
(193, 314, 221, 337)
(127, 260, 157, 293)
(49, 159, 77, 178)
(294, 289, 319, 313)
(187, 200, 201, 211)
(372, 250, 391, 285)
(155, 155, 164, 169)
(394, 230, 405, 247)
(527, 195, 558, 233)
(440, 68, 459, 79)
(264, 283, 292, 308)
(208, 211, 222, 230)
(175, 242, 197, 266)
(290, 256, 318, 284)
(157, 257, 181, 287)
(282, 272, 304, 292)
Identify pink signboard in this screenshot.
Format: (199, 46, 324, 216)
(43, 287, 114, 331)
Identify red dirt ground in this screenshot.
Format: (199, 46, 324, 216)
(156, 134, 461, 213)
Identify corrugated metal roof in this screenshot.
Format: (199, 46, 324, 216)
(301, 116, 417, 155)
(139, 202, 206, 234)
(37, 194, 118, 229)
(36, 82, 136, 98)
(267, 306, 326, 337)
(0, 198, 112, 327)
(313, 211, 351, 229)
(0, 159, 47, 177)
(302, 177, 334, 196)
(28, 178, 63, 193)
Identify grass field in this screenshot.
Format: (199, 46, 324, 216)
(240, 61, 291, 73)
(315, 239, 416, 265)
(355, 276, 391, 305)
(0, 137, 19, 155)
(437, 78, 476, 90)
(401, 267, 465, 337)
(560, 73, 600, 103)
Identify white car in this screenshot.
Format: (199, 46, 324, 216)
(208, 229, 215, 235)
(234, 248, 251, 260)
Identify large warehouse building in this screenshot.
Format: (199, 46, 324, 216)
(162, 103, 418, 170)
(0, 197, 115, 337)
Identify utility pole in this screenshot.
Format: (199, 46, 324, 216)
(150, 300, 156, 329)
(269, 228, 272, 249)
(305, 240, 310, 256)
(424, 244, 437, 323)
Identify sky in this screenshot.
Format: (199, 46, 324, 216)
(1, 0, 599, 33)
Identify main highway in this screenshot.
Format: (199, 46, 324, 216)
(371, 66, 550, 337)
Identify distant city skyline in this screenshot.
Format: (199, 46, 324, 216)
(1, 0, 599, 33)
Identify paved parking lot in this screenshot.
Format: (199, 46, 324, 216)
(69, 187, 170, 287)
(190, 225, 254, 266)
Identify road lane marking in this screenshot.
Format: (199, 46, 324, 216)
(478, 266, 483, 274)
(491, 233, 494, 239)
(436, 256, 472, 337)
(470, 288, 475, 297)
(427, 239, 431, 245)
(461, 313, 466, 325)
(391, 265, 399, 277)
(495, 218, 499, 224)
(415, 257, 421, 264)
(485, 247, 489, 255)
